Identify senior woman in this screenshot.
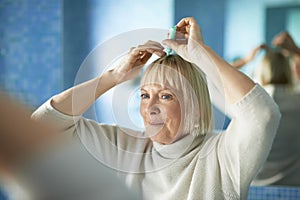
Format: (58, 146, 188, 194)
(32, 17, 281, 199)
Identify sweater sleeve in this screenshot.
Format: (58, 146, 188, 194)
(31, 97, 148, 173)
(221, 84, 281, 189)
(31, 98, 81, 133)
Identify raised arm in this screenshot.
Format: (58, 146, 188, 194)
(162, 17, 254, 104)
(231, 44, 268, 69)
(51, 41, 165, 116)
(162, 18, 281, 187)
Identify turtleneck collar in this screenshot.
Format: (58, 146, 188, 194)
(152, 134, 206, 159)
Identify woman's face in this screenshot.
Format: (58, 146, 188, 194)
(140, 84, 183, 144)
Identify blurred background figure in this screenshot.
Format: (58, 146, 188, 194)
(231, 33, 300, 186)
(272, 31, 300, 85)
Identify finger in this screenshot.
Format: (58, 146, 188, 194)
(122, 50, 143, 70)
(143, 40, 165, 49)
(128, 49, 162, 66)
(176, 17, 195, 29)
(134, 47, 165, 57)
(176, 31, 186, 39)
(176, 17, 197, 32)
(162, 39, 179, 53)
(128, 41, 166, 64)
(167, 31, 187, 41)
(126, 48, 142, 64)
(136, 41, 165, 52)
(140, 52, 152, 63)
(138, 49, 165, 63)
(175, 17, 202, 43)
(145, 48, 165, 56)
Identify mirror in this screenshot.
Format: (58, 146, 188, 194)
(225, 1, 300, 190)
(1, 0, 300, 199)
(257, 4, 300, 188)
(72, 0, 300, 190)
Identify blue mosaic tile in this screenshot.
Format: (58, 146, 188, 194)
(248, 186, 300, 200)
(0, 0, 62, 107)
(0, 188, 8, 200)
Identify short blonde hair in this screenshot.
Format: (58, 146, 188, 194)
(258, 51, 292, 86)
(140, 55, 213, 136)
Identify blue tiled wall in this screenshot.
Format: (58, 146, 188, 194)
(63, 0, 93, 90)
(0, 188, 7, 200)
(174, 0, 225, 57)
(0, 0, 62, 107)
(249, 186, 300, 200)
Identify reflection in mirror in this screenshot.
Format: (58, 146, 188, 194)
(253, 4, 300, 187)
(251, 51, 300, 186)
(225, 0, 300, 190)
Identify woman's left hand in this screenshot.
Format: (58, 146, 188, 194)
(162, 17, 204, 64)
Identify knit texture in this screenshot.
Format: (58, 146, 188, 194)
(32, 84, 281, 200)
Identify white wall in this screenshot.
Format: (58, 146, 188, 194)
(224, 0, 264, 60)
(90, 1, 174, 45)
(287, 8, 300, 46)
(224, 0, 265, 76)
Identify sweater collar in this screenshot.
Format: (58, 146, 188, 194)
(152, 134, 205, 159)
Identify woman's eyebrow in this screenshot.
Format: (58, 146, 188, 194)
(140, 88, 148, 92)
(141, 87, 174, 93)
(160, 88, 173, 92)
(159, 87, 176, 94)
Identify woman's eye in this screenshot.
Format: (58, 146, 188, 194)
(161, 94, 172, 100)
(140, 93, 149, 99)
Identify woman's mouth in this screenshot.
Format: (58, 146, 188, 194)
(149, 122, 164, 126)
(145, 122, 165, 137)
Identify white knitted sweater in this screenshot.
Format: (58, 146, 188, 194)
(32, 84, 281, 200)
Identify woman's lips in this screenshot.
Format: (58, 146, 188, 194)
(146, 122, 164, 136)
(147, 116, 165, 126)
(149, 123, 164, 126)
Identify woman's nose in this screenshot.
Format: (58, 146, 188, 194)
(146, 98, 161, 115)
(149, 105, 160, 115)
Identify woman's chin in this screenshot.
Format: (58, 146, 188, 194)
(149, 136, 171, 145)
(145, 124, 164, 138)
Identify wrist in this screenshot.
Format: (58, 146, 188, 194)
(104, 69, 125, 85)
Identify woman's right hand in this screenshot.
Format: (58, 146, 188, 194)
(272, 32, 298, 53)
(112, 40, 165, 83)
